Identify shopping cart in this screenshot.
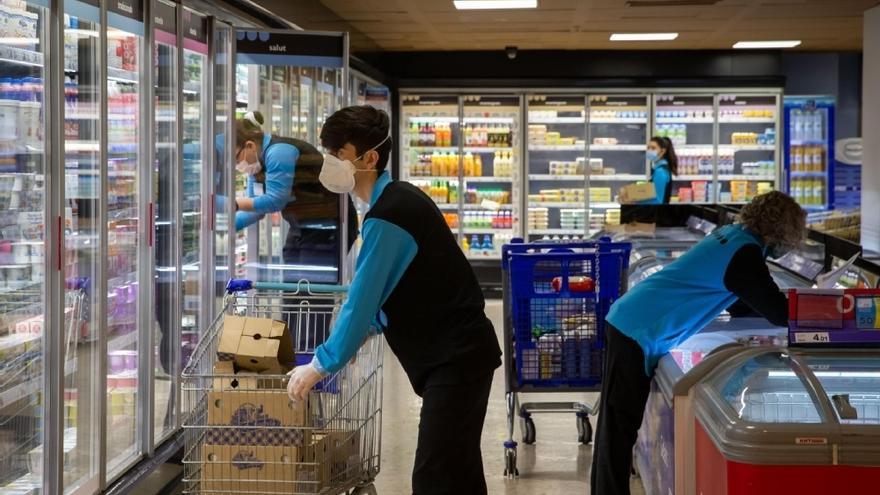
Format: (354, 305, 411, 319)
(181, 279, 382, 495)
(500, 238, 631, 477)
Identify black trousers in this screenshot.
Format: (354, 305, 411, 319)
(590, 323, 654, 495)
(412, 372, 494, 495)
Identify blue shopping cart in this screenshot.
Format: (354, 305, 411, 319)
(500, 238, 631, 477)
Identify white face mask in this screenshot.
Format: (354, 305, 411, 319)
(236, 159, 261, 175)
(320, 135, 390, 194)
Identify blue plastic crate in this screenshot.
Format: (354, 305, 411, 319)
(502, 239, 631, 389)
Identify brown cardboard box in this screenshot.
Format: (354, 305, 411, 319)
(620, 182, 657, 203)
(606, 222, 656, 237)
(207, 388, 308, 429)
(211, 361, 286, 391)
(296, 431, 362, 492)
(217, 315, 294, 373)
(201, 443, 300, 493)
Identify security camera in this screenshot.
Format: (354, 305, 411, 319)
(505, 46, 518, 60)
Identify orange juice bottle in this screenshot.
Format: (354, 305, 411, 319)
(431, 152, 440, 176)
(475, 154, 483, 176)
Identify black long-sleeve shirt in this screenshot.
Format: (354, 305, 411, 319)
(723, 244, 789, 326)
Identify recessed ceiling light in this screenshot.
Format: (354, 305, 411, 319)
(610, 33, 679, 41)
(733, 40, 802, 49)
(453, 0, 538, 10)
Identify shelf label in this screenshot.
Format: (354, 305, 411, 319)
(153, 0, 176, 35)
(236, 30, 345, 68)
(795, 437, 828, 445)
(793, 332, 831, 344)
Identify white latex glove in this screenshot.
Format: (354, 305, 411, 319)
(286, 362, 323, 402)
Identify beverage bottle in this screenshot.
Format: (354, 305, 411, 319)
(410, 122, 419, 146)
(792, 146, 802, 172)
(432, 123, 440, 146)
(813, 146, 824, 172)
(480, 123, 489, 147)
(470, 235, 480, 256)
(431, 152, 441, 176)
(494, 151, 501, 176)
(483, 235, 494, 255)
(461, 236, 470, 252)
(475, 154, 483, 176)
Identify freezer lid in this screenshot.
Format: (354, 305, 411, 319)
(695, 348, 880, 466)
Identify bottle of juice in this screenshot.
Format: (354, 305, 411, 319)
(431, 152, 441, 176)
(475, 154, 483, 177)
(461, 236, 470, 252)
(410, 122, 419, 146)
(464, 152, 474, 177)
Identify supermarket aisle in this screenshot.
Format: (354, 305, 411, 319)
(374, 299, 646, 494)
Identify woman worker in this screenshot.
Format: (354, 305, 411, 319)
(231, 111, 358, 274)
(590, 191, 806, 495)
(620, 136, 677, 204)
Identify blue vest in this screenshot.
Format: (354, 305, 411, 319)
(606, 224, 765, 374)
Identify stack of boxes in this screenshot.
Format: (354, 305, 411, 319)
(201, 315, 361, 493)
(559, 209, 586, 231)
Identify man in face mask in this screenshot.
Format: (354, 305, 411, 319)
(287, 105, 502, 495)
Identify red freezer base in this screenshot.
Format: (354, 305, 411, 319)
(695, 420, 877, 495)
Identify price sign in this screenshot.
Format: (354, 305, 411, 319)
(794, 332, 831, 344)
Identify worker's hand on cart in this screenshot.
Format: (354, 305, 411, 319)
(286, 362, 323, 401)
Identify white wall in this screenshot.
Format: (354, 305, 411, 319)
(864, 6, 880, 252)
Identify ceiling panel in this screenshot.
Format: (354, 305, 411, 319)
(257, 0, 880, 51)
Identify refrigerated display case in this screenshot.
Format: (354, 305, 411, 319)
(0, 0, 48, 492)
(526, 95, 588, 240)
(785, 96, 835, 210)
(152, 0, 178, 446)
(587, 94, 649, 230)
(716, 93, 780, 204)
(654, 93, 717, 204)
(400, 94, 461, 236)
(234, 29, 351, 284)
(460, 95, 520, 259)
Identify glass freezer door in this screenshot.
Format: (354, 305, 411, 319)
(785, 96, 834, 210)
(152, 0, 178, 445)
(213, 22, 233, 311)
(588, 94, 649, 231)
(525, 95, 587, 241)
(62, 1, 102, 491)
(105, 0, 146, 476)
(400, 94, 461, 240)
(0, 0, 48, 492)
(717, 93, 780, 203)
(461, 95, 520, 260)
(800, 354, 880, 425)
(653, 94, 716, 204)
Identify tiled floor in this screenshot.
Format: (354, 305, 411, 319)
(373, 299, 646, 494)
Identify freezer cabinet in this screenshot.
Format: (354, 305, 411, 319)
(694, 348, 880, 495)
(634, 319, 788, 495)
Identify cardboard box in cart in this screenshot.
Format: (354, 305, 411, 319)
(216, 315, 295, 373)
(202, 361, 312, 492)
(296, 431, 362, 493)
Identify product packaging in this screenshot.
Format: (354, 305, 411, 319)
(620, 183, 656, 203)
(217, 315, 294, 373)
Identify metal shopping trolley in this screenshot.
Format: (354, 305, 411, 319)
(500, 238, 631, 476)
(181, 279, 382, 495)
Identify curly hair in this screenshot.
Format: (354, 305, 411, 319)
(738, 191, 806, 251)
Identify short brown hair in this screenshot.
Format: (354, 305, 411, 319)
(738, 191, 806, 251)
(236, 110, 265, 149)
(320, 106, 392, 172)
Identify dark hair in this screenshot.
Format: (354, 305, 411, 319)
(320, 106, 392, 172)
(650, 136, 678, 176)
(236, 110, 265, 149)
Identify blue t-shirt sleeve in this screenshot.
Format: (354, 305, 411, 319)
(313, 218, 418, 374)
(246, 174, 255, 198)
(252, 144, 298, 214)
(637, 168, 671, 205)
(235, 210, 263, 231)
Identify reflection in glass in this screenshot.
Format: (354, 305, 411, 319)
(718, 352, 822, 424)
(153, 0, 177, 442)
(105, 23, 141, 476)
(214, 27, 231, 307)
(62, 5, 102, 492)
(0, 0, 47, 492)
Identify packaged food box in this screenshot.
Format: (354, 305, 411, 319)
(620, 183, 655, 203)
(217, 315, 294, 373)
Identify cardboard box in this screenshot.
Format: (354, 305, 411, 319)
(217, 315, 294, 373)
(207, 388, 308, 432)
(620, 183, 656, 203)
(201, 443, 300, 493)
(297, 431, 362, 493)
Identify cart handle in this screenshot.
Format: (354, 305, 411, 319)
(226, 279, 349, 294)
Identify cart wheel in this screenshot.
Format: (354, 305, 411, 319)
(521, 417, 536, 445)
(577, 415, 593, 445)
(349, 483, 377, 495)
(504, 448, 519, 477)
